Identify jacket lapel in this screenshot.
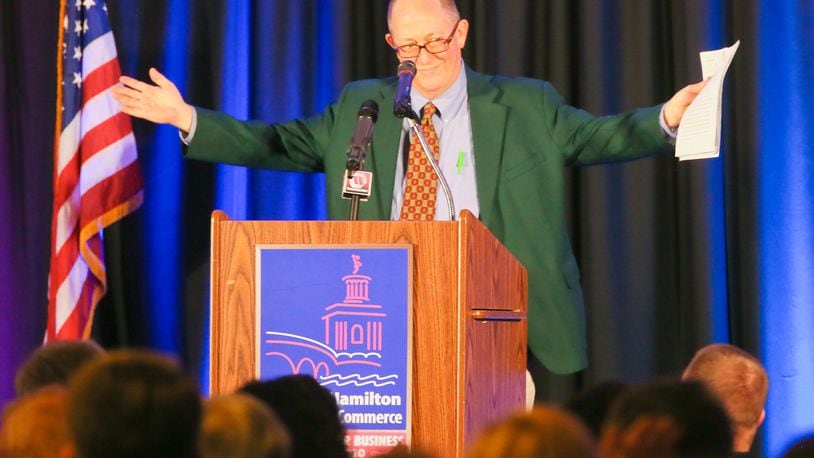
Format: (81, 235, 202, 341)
(365, 80, 401, 220)
(466, 69, 506, 226)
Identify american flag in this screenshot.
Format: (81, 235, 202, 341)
(47, 0, 143, 340)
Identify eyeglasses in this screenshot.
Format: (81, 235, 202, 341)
(390, 20, 461, 59)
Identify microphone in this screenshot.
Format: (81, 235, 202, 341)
(393, 60, 418, 120)
(345, 99, 379, 177)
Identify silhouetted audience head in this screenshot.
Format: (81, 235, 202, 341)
(682, 343, 768, 453)
(240, 374, 347, 458)
(201, 393, 291, 458)
(14, 339, 105, 395)
(0, 385, 72, 458)
(783, 435, 814, 458)
(564, 380, 629, 439)
(466, 405, 596, 458)
(67, 350, 201, 458)
(601, 379, 732, 458)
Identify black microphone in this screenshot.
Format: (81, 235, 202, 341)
(345, 99, 379, 177)
(393, 60, 418, 120)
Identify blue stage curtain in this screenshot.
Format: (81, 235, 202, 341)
(758, 1, 814, 455)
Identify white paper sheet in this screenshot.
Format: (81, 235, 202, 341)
(675, 40, 740, 161)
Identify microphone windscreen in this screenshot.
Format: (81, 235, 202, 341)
(397, 60, 417, 76)
(358, 99, 379, 123)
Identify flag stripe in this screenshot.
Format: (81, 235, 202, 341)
(81, 31, 117, 78)
(52, 227, 80, 298)
(53, 112, 131, 208)
(57, 115, 81, 176)
(79, 132, 137, 196)
(79, 89, 128, 146)
(55, 274, 97, 339)
(58, 87, 125, 177)
(83, 57, 120, 103)
(55, 255, 89, 331)
(54, 184, 81, 253)
(79, 160, 143, 228)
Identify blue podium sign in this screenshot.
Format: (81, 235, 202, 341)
(256, 246, 412, 456)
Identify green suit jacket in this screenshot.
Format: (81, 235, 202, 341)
(187, 68, 670, 374)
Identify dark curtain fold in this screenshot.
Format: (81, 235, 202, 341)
(0, 2, 59, 402)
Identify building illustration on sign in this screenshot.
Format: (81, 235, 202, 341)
(263, 254, 397, 387)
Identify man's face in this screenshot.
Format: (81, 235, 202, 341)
(386, 0, 469, 100)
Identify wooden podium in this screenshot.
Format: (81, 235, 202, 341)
(210, 210, 528, 458)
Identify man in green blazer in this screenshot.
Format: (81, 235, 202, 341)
(113, 0, 705, 377)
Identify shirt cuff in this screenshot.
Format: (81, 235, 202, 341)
(179, 107, 198, 145)
(659, 105, 677, 144)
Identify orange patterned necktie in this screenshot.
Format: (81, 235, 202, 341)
(399, 103, 440, 221)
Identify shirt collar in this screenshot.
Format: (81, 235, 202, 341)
(409, 60, 467, 122)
